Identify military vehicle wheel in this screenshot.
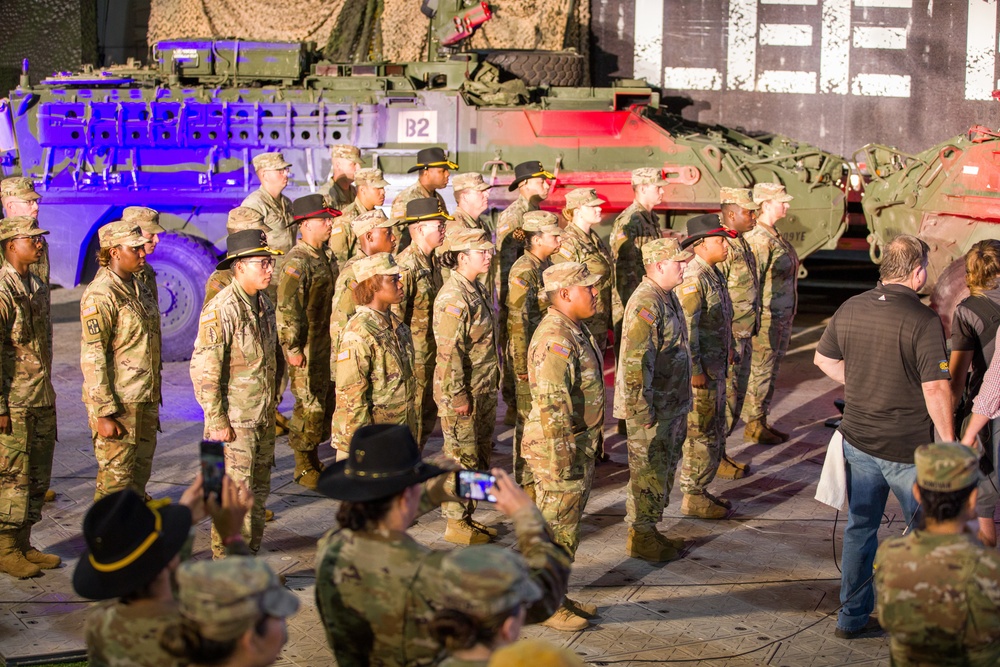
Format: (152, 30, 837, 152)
(930, 257, 969, 340)
(148, 232, 219, 362)
(481, 50, 585, 87)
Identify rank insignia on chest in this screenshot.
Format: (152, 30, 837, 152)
(337, 350, 351, 361)
(637, 308, 655, 325)
(550, 342, 571, 359)
(511, 277, 527, 289)
(85, 318, 100, 336)
(82, 304, 97, 317)
(285, 266, 301, 278)
(445, 304, 464, 319)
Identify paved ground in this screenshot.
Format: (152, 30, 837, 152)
(0, 281, 913, 666)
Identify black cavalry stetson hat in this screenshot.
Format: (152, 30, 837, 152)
(508, 160, 555, 191)
(407, 147, 459, 173)
(404, 197, 454, 223)
(680, 213, 738, 249)
(216, 229, 283, 270)
(316, 424, 448, 502)
(73, 489, 192, 600)
(292, 194, 341, 221)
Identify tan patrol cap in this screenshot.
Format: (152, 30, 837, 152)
(452, 172, 492, 193)
(0, 215, 48, 242)
(720, 187, 760, 210)
(565, 188, 606, 209)
(226, 207, 266, 233)
(330, 144, 362, 165)
(642, 237, 693, 264)
(522, 210, 561, 234)
(0, 177, 40, 201)
(99, 221, 146, 249)
(351, 209, 394, 237)
(354, 168, 389, 188)
(122, 206, 166, 234)
(543, 261, 601, 291)
(915, 442, 981, 492)
(251, 152, 292, 172)
(631, 167, 667, 187)
(753, 182, 794, 204)
(353, 252, 401, 283)
(443, 228, 493, 252)
(436, 546, 542, 620)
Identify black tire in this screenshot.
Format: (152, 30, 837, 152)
(930, 257, 969, 340)
(481, 50, 585, 87)
(148, 231, 219, 362)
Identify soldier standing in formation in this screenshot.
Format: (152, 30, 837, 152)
(675, 215, 735, 520)
(394, 198, 448, 448)
(277, 195, 340, 490)
(81, 221, 161, 501)
(203, 207, 268, 306)
(523, 262, 605, 631)
(329, 167, 389, 269)
(0, 177, 49, 285)
(614, 238, 694, 562)
(327, 144, 363, 210)
(123, 206, 165, 311)
(0, 216, 59, 578)
(446, 172, 495, 289)
(744, 183, 797, 444)
(506, 211, 562, 498)
(716, 188, 759, 476)
(395, 147, 456, 253)
(434, 228, 499, 545)
(190, 230, 282, 557)
(331, 253, 416, 453)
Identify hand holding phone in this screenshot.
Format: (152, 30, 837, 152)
(455, 469, 497, 503)
(200, 440, 226, 500)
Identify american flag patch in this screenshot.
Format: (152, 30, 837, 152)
(285, 266, 301, 278)
(558, 247, 573, 259)
(638, 308, 655, 325)
(497, 223, 509, 235)
(331, 226, 344, 235)
(511, 277, 527, 288)
(550, 342, 571, 359)
(617, 231, 627, 241)
(349, 280, 358, 289)
(682, 285, 697, 295)
(82, 305, 97, 317)
(201, 310, 217, 323)
(445, 305, 464, 318)
(337, 350, 351, 361)
(209, 280, 224, 292)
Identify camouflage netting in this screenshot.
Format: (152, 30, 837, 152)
(148, 0, 589, 66)
(0, 0, 97, 91)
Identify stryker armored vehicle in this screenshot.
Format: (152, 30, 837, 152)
(0, 6, 849, 360)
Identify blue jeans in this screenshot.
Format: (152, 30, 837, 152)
(838, 439, 918, 632)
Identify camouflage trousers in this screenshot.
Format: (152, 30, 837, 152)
(441, 393, 497, 521)
(412, 361, 438, 450)
(212, 422, 275, 558)
(498, 320, 516, 418)
(725, 336, 754, 433)
(92, 401, 158, 501)
(0, 406, 56, 529)
(535, 463, 595, 561)
(512, 377, 533, 488)
(625, 413, 687, 529)
(679, 379, 726, 495)
(288, 359, 334, 453)
(744, 316, 793, 423)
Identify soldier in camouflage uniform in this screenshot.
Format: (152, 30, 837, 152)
(277, 195, 341, 490)
(329, 167, 389, 269)
(327, 143, 363, 209)
(393, 198, 448, 448)
(123, 206, 166, 317)
(506, 211, 561, 495)
(675, 215, 736, 520)
(522, 262, 604, 631)
(314, 424, 569, 666)
(497, 160, 553, 425)
(394, 147, 456, 253)
(744, 183, 798, 444)
(444, 172, 494, 289)
(614, 238, 694, 562)
(0, 177, 49, 286)
(875, 442, 1000, 662)
(610, 168, 666, 329)
(190, 229, 282, 557)
(0, 216, 58, 579)
(434, 228, 499, 545)
(202, 207, 268, 306)
(331, 253, 416, 453)
(716, 188, 760, 476)
(81, 221, 161, 501)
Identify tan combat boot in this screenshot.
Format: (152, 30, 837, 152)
(716, 455, 750, 480)
(523, 482, 536, 504)
(307, 448, 326, 473)
(565, 597, 599, 618)
(444, 519, 491, 545)
(17, 527, 60, 569)
(293, 450, 321, 490)
(0, 530, 41, 579)
(274, 411, 291, 437)
(468, 518, 498, 537)
(43, 489, 56, 502)
(265, 509, 275, 522)
(655, 531, 687, 551)
(681, 493, 729, 520)
(744, 418, 783, 445)
(626, 527, 681, 562)
(541, 602, 590, 631)
(766, 421, 790, 441)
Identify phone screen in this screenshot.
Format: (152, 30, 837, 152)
(455, 470, 497, 503)
(200, 440, 225, 500)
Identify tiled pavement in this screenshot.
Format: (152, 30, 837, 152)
(0, 285, 908, 666)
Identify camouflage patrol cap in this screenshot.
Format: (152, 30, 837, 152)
(443, 228, 493, 252)
(0, 177, 40, 201)
(99, 221, 147, 249)
(631, 167, 668, 187)
(353, 252, 400, 283)
(175, 556, 299, 642)
(915, 442, 981, 492)
(0, 215, 49, 242)
(543, 261, 601, 291)
(330, 144, 362, 165)
(522, 210, 561, 235)
(227, 207, 266, 233)
(122, 206, 166, 234)
(352, 209, 394, 236)
(437, 546, 542, 620)
(720, 187, 760, 211)
(753, 182, 794, 204)
(452, 172, 493, 193)
(354, 167, 389, 188)
(642, 237, 693, 264)
(251, 151, 292, 172)
(564, 188, 606, 209)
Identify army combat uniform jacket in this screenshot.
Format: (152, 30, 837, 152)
(241, 187, 296, 301)
(329, 197, 370, 267)
(717, 234, 760, 340)
(675, 256, 732, 381)
(495, 195, 534, 311)
(0, 264, 53, 412)
(610, 201, 660, 306)
(277, 241, 336, 362)
(746, 223, 799, 323)
(393, 244, 442, 371)
(328, 252, 366, 377)
(506, 251, 550, 378)
(551, 222, 622, 347)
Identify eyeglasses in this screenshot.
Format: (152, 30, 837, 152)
(243, 258, 276, 269)
(12, 236, 44, 244)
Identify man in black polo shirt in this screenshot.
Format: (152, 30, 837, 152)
(814, 234, 954, 639)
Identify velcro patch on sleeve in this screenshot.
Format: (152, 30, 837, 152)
(285, 265, 301, 278)
(511, 277, 527, 289)
(85, 318, 100, 336)
(616, 231, 627, 241)
(637, 307, 656, 325)
(201, 310, 218, 323)
(209, 280, 225, 292)
(445, 304, 464, 319)
(550, 342, 571, 359)
(497, 222, 509, 235)
(682, 285, 697, 295)
(337, 350, 351, 361)
(82, 304, 97, 317)
(558, 247, 573, 259)
(331, 226, 344, 235)
(349, 280, 358, 290)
